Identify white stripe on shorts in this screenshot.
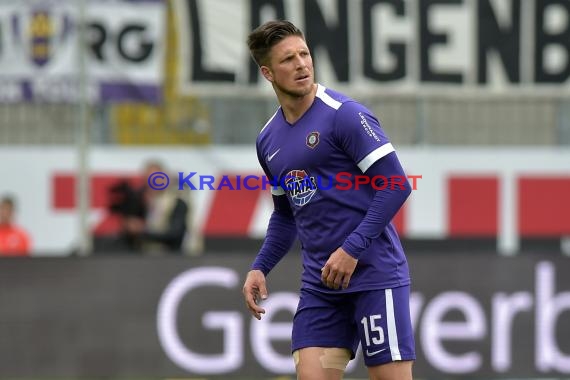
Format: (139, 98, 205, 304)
(385, 288, 402, 360)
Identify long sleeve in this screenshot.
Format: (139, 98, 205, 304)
(341, 152, 411, 259)
(251, 194, 297, 276)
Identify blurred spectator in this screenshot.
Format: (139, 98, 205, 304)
(124, 160, 190, 253)
(0, 195, 32, 256)
(94, 160, 196, 255)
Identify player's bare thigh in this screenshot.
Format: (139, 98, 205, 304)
(367, 359, 413, 380)
(293, 347, 351, 380)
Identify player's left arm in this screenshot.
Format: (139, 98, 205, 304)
(338, 102, 411, 257)
(321, 102, 411, 289)
(322, 154, 411, 289)
(341, 153, 411, 257)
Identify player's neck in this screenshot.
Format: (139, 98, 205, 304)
(277, 84, 317, 124)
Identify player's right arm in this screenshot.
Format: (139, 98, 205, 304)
(243, 143, 297, 320)
(243, 194, 296, 319)
(243, 269, 268, 320)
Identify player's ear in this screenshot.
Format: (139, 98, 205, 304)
(261, 66, 273, 82)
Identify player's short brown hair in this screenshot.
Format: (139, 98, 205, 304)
(247, 20, 304, 67)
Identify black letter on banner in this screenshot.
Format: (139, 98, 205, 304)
(118, 25, 154, 63)
(188, 0, 235, 82)
(535, 0, 570, 83)
(87, 22, 107, 61)
(477, 0, 521, 83)
(304, 0, 349, 82)
(420, 0, 463, 83)
(249, 0, 286, 84)
(363, 0, 406, 81)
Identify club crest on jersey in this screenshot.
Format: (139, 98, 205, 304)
(284, 169, 317, 207)
(306, 131, 320, 149)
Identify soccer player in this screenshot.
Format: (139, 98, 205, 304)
(242, 20, 415, 380)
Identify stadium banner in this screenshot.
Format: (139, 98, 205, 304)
(176, 0, 570, 95)
(0, 252, 569, 378)
(0, 0, 166, 103)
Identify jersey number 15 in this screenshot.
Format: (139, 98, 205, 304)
(361, 314, 385, 347)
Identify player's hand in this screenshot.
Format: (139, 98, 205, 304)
(321, 247, 358, 290)
(242, 270, 268, 320)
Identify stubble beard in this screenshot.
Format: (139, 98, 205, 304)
(275, 78, 315, 99)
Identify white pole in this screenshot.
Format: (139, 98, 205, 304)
(77, 0, 91, 256)
(498, 171, 519, 255)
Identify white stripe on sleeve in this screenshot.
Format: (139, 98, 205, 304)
(357, 143, 395, 173)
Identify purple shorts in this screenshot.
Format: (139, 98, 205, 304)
(291, 285, 416, 367)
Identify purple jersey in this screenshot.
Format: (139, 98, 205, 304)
(256, 84, 410, 293)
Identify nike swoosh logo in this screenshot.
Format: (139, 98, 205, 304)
(267, 148, 280, 162)
(365, 348, 387, 356)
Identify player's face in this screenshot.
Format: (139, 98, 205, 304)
(265, 36, 314, 98)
